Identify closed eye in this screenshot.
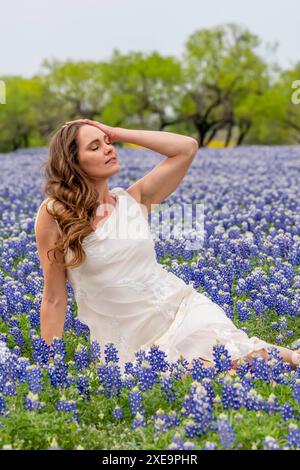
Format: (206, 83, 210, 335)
(91, 139, 111, 151)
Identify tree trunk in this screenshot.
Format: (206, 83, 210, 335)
(224, 123, 233, 147)
(236, 121, 251, 146)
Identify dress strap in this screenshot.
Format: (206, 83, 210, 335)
(115, 186, 149, 221)
(113, 186, 141, 206)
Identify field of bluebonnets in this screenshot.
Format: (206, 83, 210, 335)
(0, 144, 300, 450)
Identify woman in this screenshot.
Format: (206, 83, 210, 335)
(34, 118, 300, 373)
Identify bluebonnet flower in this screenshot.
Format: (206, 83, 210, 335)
(271, 321, 280, 332)
(74, 344, 90, 371)
(122, 372, 135, 389)
(245, 389, 264, 412)
(77, 374, 90, 399)
(263, 393, 280, 414)
(56, 395, 79, 423)
(185, 418, 202, 438)
(47, 355, 69, 388)
(26, 364, 43, 393)
(275, 333, 285, 344)
(10, 327, 26, 349)
(221, 380, 246, 410)
(0, 371, 5, 391)
(286, 423, 300, 449)
(0, 395, 6, 415)
(262, 436, 282, 450)
(236, 358, 251, 377)
(1, 352, 18, 384)
(24, 391, 45, 411)
(135, 360, 159, 391)
(3, 381, 16, 396)
(66, 373, 76, 387)
(253, 299, 266, 316)
(132, 411, 147, 430)
(112, 405, 124, 420)
(251, 354, 272, 383)
(203, 441, 217, 450)
(28, 308, 40, 329)
(169, 355, 190, 381)
(146, 344, 169, 372)
(153, 411, 170, 435)
(238, 307, 251, 322)
(240, 326, 249, 335)
(201, 377, 215, 401)
(167, 410, 180, 428)
(167, 431, 185, 450)
(212, 342, 233, 373)
(97, 361, 122, 398)
(280, 403, 295, 421)
(160, 371, 177, 402)
(104, 342, 121, 365)
(124, 362, 135, 376)
(16, 356, 31, 383)
(152, 408, 180, 434)
(181, 441, 196, 450)
(51, 337, 66, 361)
(293, 378, 300, 402)
(90, 340, 101, 363)
(128, 385, 145, 416)
(31, 335, 51, 365)
(181, 382, 214, 437)
(217, 413, 237, 449)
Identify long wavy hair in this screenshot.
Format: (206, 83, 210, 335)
(42, 122, 106, 270)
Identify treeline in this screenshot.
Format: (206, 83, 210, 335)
(0, 22, 299, 152)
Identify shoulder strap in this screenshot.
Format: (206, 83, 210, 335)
(118, 187, 149, 221)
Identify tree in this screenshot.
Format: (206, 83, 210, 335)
(180, 22, 272, 146)
(0, 75, 47, 151)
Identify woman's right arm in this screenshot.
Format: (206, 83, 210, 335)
(35, 202, 68, 347)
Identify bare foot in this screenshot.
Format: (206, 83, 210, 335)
(232, 347, 300, 372)
(291, 348, 300, 370)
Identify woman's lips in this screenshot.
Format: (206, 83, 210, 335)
(105, 157, 117, 164)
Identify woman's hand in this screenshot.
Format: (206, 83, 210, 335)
(64, 118, 120, 143)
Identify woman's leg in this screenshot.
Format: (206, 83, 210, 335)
(231, 346, 300, 371)
(181, 346, 300, 379)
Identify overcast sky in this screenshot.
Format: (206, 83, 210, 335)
(1, 0, 299, 77)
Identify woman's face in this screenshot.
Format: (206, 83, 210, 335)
(77, 124, 120, 177)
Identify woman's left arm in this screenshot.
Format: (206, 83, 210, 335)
(116, 127, 198, 158)
(117, 127, 199, 212)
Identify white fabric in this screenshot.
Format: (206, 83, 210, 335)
(35, 187, 272, 369)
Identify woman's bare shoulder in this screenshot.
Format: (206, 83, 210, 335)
(34, 198, 61, 238)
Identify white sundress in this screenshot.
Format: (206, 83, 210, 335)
(34, 187, 272, 370)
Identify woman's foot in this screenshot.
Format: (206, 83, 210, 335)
(231, 347, 300, 372)
(291, 349, 300, 370)
(180, 348, 300, 380)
